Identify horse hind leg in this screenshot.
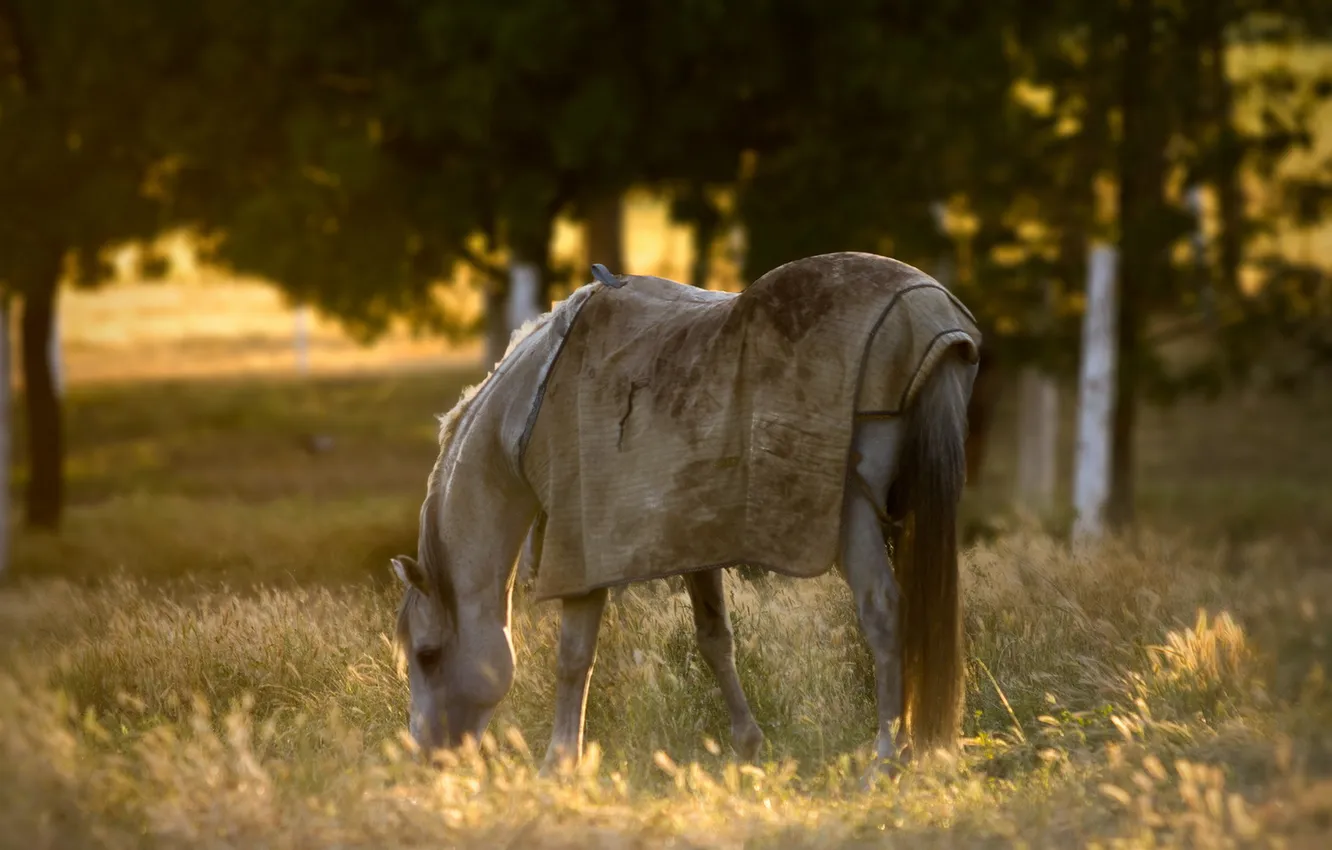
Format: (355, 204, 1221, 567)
(840, 417, 909, 776)
(684, 568, 765, 761)
(541, 587, 608, 776)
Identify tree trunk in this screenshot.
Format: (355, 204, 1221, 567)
(936, 202, 1004, 489)
(689, 198, 720, 289)
(1209, 10, 1242, 300)
(1185, 186, 1213, 321)
(963, 341, 1003, 487)
(21, 276, 63, 530)
(1014, 278, 1061, 511)
(505, 259, 541, 334)
(670, 183, 722, 288)
(1107, 0, 1167, 529)
(487, 213, 555, 366)
(585, 193, 625, 275)
(1014, 367, 1059, 514)
(293, 303, 312, 375)
(48, 301, 63, 398)
(0, 298, 11, 580)
(484, 285, 509, 368)
(1074, 245, 1120, 542)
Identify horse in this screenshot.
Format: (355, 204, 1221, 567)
(390, 252, 980, 781)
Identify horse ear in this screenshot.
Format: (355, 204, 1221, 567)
(391, 555, 429, 594)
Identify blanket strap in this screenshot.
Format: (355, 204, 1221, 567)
(849, 452, 898, 533)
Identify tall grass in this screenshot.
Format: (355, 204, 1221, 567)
(2, 526, 1328, 848)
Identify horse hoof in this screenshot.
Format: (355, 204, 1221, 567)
(859, 741, 911, 792)
(539, 749, 577, 780)
(733, 722, 765, 762)
(859, 758, 902, 792)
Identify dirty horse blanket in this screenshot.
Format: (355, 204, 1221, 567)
(519, 252, 981, 601)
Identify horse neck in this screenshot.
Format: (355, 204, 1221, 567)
(433, 472, 534, 628)
(430, 361, 543, 626)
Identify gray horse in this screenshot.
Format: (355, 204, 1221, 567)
(391, 252, 980, 782)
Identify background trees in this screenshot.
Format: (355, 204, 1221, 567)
(0, 0, 198, 529)
(2, 0, 1330, 534)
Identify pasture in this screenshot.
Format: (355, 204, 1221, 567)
(1, 360, 1331, 847)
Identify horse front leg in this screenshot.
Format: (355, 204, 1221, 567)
(541, 587, 608, 776)
(683, 568, 764, 761)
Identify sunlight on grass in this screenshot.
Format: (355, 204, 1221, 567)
(2, 527, 1329, 847)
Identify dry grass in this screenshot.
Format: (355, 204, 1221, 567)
(1, 530, 1329, 848)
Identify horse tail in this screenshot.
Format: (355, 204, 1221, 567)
(892, 350, 972, 755)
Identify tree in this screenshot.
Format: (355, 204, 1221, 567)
(158, 2, 682, 363)
(0, 0, 186, 529)
(160, 0, 823, 362)
(0, 296, 10, 579)
(8, 0, 1327, 536)
(2, 0, 798, 520)
(1101, 1, 1332, 526)
(730, 0, 1332, 526)
(731, 1, 1074, 490)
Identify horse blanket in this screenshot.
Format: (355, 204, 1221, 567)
(519, 252, 981, 601)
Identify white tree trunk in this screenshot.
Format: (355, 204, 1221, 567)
(930, 200, 956, 290)
(1015, 367, 1059, 514)
(1185, 185, 1214, 321)
(725, 224, 747, 281)
(1072, 244, 1120, 542)
(294, 304, 312, 375)
(506, 261, 542, 342)
(1015, 276, 1060, 516)
(48, 295, 63, 398)
(0, 300, 11, 581)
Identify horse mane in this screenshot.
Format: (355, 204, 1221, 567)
(427, 308, 555, 492)
(398, 303, 568, 651)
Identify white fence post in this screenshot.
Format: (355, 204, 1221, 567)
(294, 304, 312, 375)
(1072, 244, 1120, 542)
(0, 300, 11, 581)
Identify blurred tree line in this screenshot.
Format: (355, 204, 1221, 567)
(1, 0, 1330, 532)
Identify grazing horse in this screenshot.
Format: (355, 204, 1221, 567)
(391, 252, 980, 780)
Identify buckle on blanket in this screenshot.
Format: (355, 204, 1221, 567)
(591, 263, 627, 288)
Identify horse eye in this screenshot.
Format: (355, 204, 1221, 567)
(416, 647, 442, 669)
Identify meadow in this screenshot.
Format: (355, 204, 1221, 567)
(0, 351, 1327, 849)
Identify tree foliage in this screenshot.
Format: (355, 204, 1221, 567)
(0, 0, 181, 291)
(3, 0, 1332, 529)
(0, 0, 199, 527)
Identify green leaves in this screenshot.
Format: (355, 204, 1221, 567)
(3, 0, 1330, 387)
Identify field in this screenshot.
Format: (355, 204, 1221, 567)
(51, 192, 714, 386)
(0, 343, 1330, 849)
